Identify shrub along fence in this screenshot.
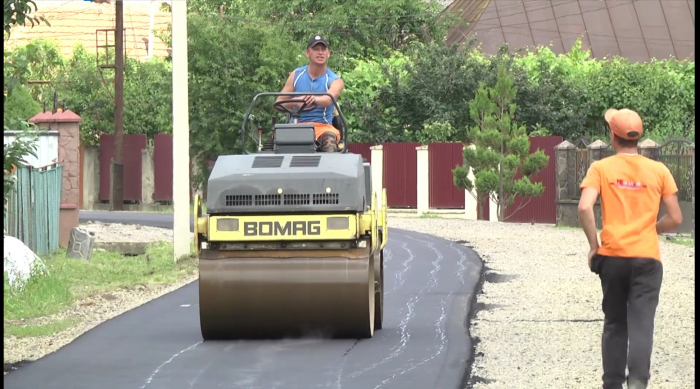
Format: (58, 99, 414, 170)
(554, 138, 695, 236)
(5, 164, 63, 256)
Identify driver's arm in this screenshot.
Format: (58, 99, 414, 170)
(314, 78, 344, 108)
(276, 71, 298, 108)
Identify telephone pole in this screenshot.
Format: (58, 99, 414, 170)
(171, 0, 191, 260)
(111, 0, 125, 211)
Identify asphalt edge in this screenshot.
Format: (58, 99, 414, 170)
(459, 247, 487, 389)
(393, 228, 487, 389)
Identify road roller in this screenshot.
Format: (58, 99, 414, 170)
(193, 92, 388, 340)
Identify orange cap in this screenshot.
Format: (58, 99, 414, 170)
(604, 108, 643, 140)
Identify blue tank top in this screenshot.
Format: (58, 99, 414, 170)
(292, 65, 339, 124)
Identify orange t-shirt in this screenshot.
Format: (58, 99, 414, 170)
(580, 154, 678, 261)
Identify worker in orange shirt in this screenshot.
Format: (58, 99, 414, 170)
(578, 108, 683, 389)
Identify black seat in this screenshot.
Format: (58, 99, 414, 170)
(332, 115, 341, 132)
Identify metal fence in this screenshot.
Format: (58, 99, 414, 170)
(3, 130, 59, 168)
(647, 139, 695, 203)
(5, 164, 63, 256)
(562, 137, 695, 202)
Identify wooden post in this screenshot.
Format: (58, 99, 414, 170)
(111, 0, 125, 211)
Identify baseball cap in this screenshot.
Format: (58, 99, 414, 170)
(604, 108, 643, 140)
(307, 35, 330, 49)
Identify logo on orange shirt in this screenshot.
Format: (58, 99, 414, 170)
(612, 179, 646, 189)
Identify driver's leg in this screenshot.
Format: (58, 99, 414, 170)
(313, 123, 341, 152)
(318, 132, 338, 152)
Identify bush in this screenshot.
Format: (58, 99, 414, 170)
(4, 85, 41, 120)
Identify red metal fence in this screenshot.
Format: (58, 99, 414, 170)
(383, 142, 420, 208)
(153, 134, 173, 202)
(347, 142, 375, 164)
(92, 135, 560, 223)
(98, 134, 147, 202)
(480, 195, 490, 221)
(429, 142, 467, 209)
(504, 136, 562, 224)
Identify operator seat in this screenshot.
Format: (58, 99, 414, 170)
(331, 111, 346, 151)
(262, 109, 345, 153)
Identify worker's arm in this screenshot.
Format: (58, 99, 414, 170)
(276, 71, 298, 108)
(578, 187, 600, 252)
(306, 78, 344, 108)
(578, 163, 601, 252)
(657, 168, 682, 233)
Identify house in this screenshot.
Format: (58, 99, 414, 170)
(5, 0, 173, 60)
(443, 0, 695, 62)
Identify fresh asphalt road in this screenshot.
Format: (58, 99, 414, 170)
(5, 211, 483, 389)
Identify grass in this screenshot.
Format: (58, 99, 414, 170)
(664, 236, 695, 248)
(4, 241, 198, 337)
(4, 318, 79, 339)
(418, 213, 442, 219)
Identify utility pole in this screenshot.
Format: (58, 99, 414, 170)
(171, 0, 191, 261)
(111, 0, 125, 211)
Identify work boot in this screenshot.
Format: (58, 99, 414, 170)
(627, 378, 647, 389)
(318, 132, 338, 153)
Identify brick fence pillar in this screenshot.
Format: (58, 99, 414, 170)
(31, 109, 83, 247)
(638, 138, 660, 159)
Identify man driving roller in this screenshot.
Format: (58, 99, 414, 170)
(276, 34, 344, 152)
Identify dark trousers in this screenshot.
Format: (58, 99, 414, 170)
(590, 255, 663, 389)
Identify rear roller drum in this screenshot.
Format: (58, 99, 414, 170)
(198, 249, 375, 340)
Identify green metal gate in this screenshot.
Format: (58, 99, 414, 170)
(5, 165, 63, 256)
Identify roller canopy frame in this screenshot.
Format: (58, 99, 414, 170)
(240, 92, 350, 154)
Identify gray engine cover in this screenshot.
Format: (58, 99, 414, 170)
(207, 153, 368, 214)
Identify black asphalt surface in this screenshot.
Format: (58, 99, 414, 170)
(79, 211, 190, 230)
(5, 211, 483, 389)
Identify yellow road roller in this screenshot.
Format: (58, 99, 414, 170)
(193, 92, 388, 340)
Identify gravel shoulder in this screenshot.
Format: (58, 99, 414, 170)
(388, 215, 695, 389)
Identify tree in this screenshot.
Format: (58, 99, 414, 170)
(453, 65, 549, 221)
(4, 0, 47, 208)
(179, 0, 453, 72)
(3, 0, 48, 38)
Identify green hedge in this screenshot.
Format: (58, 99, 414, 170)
(340, 40, 695, 143)
(6, 34, 694, 154)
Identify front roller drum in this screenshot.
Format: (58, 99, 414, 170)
(374, 248, 384, 330)
(199, 249, 375, 340)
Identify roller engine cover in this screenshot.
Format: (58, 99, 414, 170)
(207, 153, 368, 214)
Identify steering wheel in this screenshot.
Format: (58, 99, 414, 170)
(273, 98, 317, 117)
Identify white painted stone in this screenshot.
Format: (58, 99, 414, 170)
(3, 235, 48, 290)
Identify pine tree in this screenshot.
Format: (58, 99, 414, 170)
(453, 65, 550, 221)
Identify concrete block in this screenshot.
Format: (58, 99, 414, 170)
(66, 226, 96, 260)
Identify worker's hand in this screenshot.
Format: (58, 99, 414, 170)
(302, 95, 317, 106)
(587, 248, 598, 269)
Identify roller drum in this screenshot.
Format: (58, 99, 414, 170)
(374, 249, 384, 330)
(199, 249, 375, 340)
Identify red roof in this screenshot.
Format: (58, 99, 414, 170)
(29, 109, 83, 123)
(444, 0, 695, 62)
